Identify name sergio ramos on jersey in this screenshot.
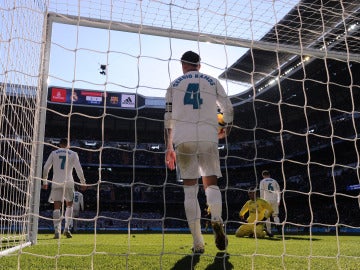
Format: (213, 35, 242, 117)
(172, 73, 216, 87)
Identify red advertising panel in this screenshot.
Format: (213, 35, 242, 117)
(50, 87, 67, 103)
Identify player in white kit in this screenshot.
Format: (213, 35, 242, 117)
(70, 189, 84, 232)
(42, 138, 86, 239)
(259, 170, 281, 236)
(164, 51, 233, 253)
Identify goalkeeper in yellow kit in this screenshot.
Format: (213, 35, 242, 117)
(235, 187, 274, 238)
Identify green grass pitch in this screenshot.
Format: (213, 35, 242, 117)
(1, 233, 359, 269)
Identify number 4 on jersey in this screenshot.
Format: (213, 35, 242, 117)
(183, 83, 203, 109)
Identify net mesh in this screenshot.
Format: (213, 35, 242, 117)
(1, 0, 359, 268)
(0, 0, 45, 254)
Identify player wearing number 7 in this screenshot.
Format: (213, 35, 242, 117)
(164, 51, 233, 253)
(42, 138, 86, 239)
(259, 170, 281, 236)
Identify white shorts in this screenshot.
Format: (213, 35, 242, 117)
(49, 186, 75, 203)
(269, 201, 279, 216)
(73, 210, 80, 218)
(176, 141, 222, 180)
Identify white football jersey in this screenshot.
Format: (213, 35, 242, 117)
(43, 148, 86, 187)
(73, 191, 84, 212)
(165, 71, 233, 146)
(260, 177, 281, 203)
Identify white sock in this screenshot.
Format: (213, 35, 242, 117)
(274, 216, 280, 224)
(53, 209, 61, 234)
(184, 184, 203, 247)
(64, 206, 73, 232)
(205, 185, 222, 222)
(266, 218, 271, 232)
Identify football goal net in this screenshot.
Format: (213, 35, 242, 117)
(1, 0, 359, 268)
(0, 0, 47, 255)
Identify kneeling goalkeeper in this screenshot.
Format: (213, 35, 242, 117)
(236, 187, 273, 238)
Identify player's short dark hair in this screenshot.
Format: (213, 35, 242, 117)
(262, 170, 270, 177)
(181, 51, 200, 66)
(59, 138, 68, 147)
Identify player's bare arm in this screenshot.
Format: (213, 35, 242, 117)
(164, 128, 176, 170)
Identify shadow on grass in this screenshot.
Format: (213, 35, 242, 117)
(204, 252, 234, 270)
(1, 239, 22, 245)
(170, 254, 200, 270)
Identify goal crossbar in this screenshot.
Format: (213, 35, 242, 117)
(48, 12, 359, 63)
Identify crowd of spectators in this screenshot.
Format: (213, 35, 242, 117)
(39, 138, 360, 231)
(39, 99, 360, 232)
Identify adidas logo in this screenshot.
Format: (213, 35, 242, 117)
(121, 95, 135, 108)
(123, 97, 132, 104)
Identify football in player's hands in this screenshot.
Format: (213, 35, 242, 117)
(217, 112, 228, 139)
(218, 112, 225, 129)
